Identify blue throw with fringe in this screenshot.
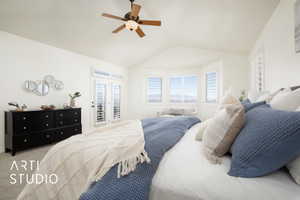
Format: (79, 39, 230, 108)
(80, 116, 200, 200)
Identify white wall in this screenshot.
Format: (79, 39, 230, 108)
(251, 0, 300, 91)
(127, 48, 250, 120)
(0, 31, 128, 153)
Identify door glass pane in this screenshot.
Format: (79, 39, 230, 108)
(96, 82, 106, 123)
(112, 84, 121, 120)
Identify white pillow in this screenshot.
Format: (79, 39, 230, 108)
(270, 88, 300, 111)
(286, 105, 300, 185)
(202, 104, 245, 164)
(287, 157, 300, 185)
(255, 92, 271, 102)
(195, 118, 213, 141)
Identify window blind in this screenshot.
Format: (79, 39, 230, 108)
(95, 83, 106, 123)
(112, 84, 121, 120)
(206, 72, 218, 102)
(147, 77, 162, 103)
(170, 76, 198, 103)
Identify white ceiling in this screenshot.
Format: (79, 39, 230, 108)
(0, 0, 279, 67)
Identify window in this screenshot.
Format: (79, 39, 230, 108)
(147, 77, 162, 103)
(95, 82, 106, 123)
(170, 76, 198, 103)
(112, 84, 121, 120)
(206, 72, 218, 102)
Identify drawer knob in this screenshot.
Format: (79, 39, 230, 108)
(75, 129, 78, 131)
(46, 135, 50, 138)
(24, 139, 27, 143)
(60, 121, 63, 125)
(23, 117, 27, 120)
(23, 126, 27, 130)
(74, 119, 78, 122)
(45, 115, 49, 118)
(75, 112, 78, 115)
(45, 124, 49, 127)
(60, 114, 63, 117)
(60, 132, 64, 135)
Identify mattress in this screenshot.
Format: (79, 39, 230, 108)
(150, 123, 300, 200)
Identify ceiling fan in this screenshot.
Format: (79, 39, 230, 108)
(102, 0, 162, 38)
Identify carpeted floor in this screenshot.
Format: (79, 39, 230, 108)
(0, 145, 52, 200)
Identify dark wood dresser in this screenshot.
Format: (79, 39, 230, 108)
(5, 108, 82, 156)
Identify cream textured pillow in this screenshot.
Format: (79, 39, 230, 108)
(270, 88, 300, 111)
(218, 92, 241, 110)
(202, 104, 245, 164)
(195, 118, 213, 141)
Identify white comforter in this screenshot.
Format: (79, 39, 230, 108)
(150, 123, 300, 200)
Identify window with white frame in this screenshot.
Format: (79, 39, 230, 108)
(206, 72, 218, 103)
(147, 77, 162, 103)
(170, 76, 198, 103)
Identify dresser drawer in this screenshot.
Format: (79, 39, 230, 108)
(14, 122, 32, 135)
(54, 125, 82, 142)
(13, 113, 32, 122)
(13, 135, 33, 148)
(37, 131, 56, 145)
(55, 109, 81, 127)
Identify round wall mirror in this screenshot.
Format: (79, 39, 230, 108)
(54, 80, 64, 90)
(24, 80, 38, 92)
(35, 81, 50, 96)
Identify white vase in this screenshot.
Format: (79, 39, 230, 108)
(70, 98, 76, 108)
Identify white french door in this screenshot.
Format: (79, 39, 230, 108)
(92, 78, 122, 126)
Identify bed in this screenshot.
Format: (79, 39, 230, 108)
(150, 123, 300, 200)
(18, 105, 300, 200)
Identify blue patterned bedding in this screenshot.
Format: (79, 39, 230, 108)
(80, 117, 200, 200)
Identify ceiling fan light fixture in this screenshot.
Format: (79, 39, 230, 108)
(125, 20, 138, 31)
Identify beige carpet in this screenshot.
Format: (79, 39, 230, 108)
(0, 145, 52, 200)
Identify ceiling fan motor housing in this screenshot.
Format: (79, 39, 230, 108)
(125, 12, 139, 22)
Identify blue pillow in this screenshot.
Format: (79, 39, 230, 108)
(241, 99, 266, 112)
(229, 104, 300, 178)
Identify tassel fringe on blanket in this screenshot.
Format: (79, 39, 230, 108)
(117, 150, 151, 178)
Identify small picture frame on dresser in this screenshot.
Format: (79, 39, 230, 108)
(4, 108, 82, 156)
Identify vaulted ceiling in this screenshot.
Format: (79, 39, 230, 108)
(0, 0, 279, 67)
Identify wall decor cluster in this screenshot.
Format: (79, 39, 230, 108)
(295, 0, 300, 53)
(24, 75, 64, 96)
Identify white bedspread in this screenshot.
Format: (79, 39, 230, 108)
(150, 123, 300, 200)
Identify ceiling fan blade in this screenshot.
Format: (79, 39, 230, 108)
(136, 26, 145, 38)
(112, 24, 126, 33)
(102, 13, 126, 21)
(131, 4, 141, 18)
(139, 20, 162, 26)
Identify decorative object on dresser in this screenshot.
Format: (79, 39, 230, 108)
(69, 92, 81, 108)
(5, 108, 82, 156)
(8, 102, 27, 112)
(40, 105, 56, 110)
